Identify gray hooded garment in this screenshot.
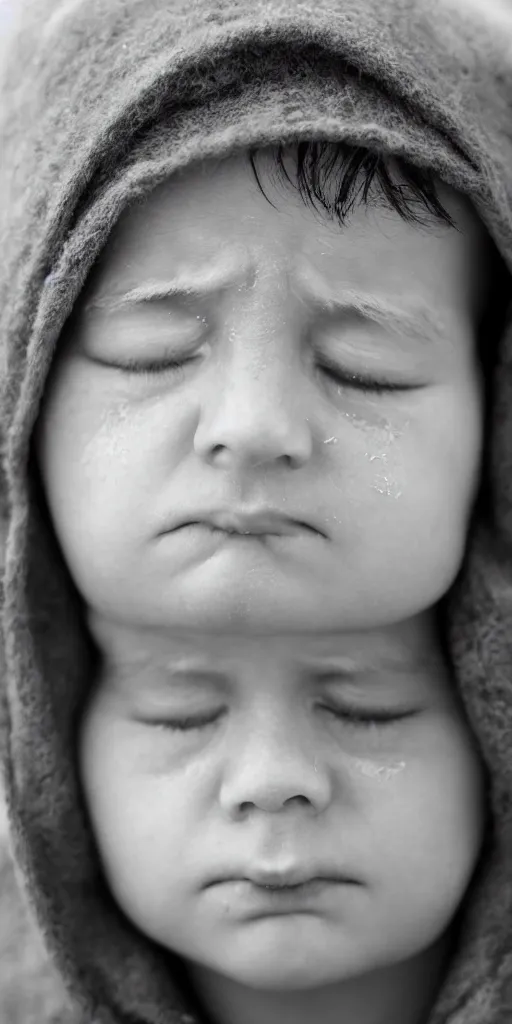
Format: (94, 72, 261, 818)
(1, 0, 512, 1022)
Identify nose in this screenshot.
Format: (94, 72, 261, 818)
(219, 723, 331, 819)
(193, 343, 313, 471)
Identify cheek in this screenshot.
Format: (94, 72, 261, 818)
(78, 711, 186, 912)
(349, 383, 482, 555)
(35, 362, 172, 552)
(373, 720, 486, 896)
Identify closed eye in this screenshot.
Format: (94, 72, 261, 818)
(139, 705, 416, 733)
(319, 703, 417, 728)
(318, 359, 425, 396)
(86, 351, 424, 395)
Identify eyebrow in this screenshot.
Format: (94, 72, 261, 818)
(84, 266, 449, 346)
(118, 654, 423, 692)
(83, 258, 245, 314)
(117, 661, 229, 692)
(324, 295, 446, 346)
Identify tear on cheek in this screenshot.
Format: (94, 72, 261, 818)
(340, 409, 410, 501)
(365, 427, 406, 501)
(350, 758, 407, 783)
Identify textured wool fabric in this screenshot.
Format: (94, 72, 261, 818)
(1, 1, 512, 1023)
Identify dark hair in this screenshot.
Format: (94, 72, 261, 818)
(248, 140, 456, 230)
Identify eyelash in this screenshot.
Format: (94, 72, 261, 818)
(319, 357, 418, 395)
(149, 705, 415, 733)
(110, 356, 418, 396)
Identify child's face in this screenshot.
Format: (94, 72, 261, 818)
(33, 147, 488, 635)
(33, 146, 488, 1006)
(77, 616, 486, 997)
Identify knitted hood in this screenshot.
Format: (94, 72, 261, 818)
(2, 1, 512, 1022)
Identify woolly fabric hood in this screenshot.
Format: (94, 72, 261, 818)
(2, 1, 512, 1022)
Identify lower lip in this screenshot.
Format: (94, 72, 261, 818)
(208, 879, 344, 915)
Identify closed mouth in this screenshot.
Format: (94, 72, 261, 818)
(195, 521, 315, 537)
(163, 506, 329, 540)
(184, 513, 323, 538)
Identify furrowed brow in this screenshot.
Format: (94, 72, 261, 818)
(84, 262, 448, 347)
(323, 293, 447, 346)
(296, 270, 448, 346)
(84, 259, 245, 315)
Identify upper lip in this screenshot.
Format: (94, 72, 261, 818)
(210, 865, 356, 888)
(173, 509, 324, 537)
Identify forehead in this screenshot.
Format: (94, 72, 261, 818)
(81, 148, 488, 324)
